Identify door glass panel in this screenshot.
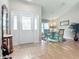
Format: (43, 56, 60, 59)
(22, 16, 32, 30)
(34, 17, 37, 30)
(13, 16, 17, 30)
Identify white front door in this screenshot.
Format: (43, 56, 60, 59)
(11, 13, 37, 45)
(20, 16, 34, 44)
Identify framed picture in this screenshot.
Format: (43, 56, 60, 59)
(60, 20, 69, 26)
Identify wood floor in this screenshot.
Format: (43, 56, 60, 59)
(11, 40, 79, 59)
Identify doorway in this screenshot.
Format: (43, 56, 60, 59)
(11, 12, 40, 45)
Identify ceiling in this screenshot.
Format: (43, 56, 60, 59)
(10, 0, 79, 19)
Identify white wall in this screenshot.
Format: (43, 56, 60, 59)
(59, 2, 79, 39)
(0, 0, 9, 58)
(25, 0, 79, 19)
(42, 0, 79, 19)
(9, 0, 42, 45)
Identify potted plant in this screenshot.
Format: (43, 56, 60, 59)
(70, 23, 79, 41)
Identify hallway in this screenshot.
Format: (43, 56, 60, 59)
(11, 40, 79, 59)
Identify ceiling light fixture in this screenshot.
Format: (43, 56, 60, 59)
(27, 0, 32, 2)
